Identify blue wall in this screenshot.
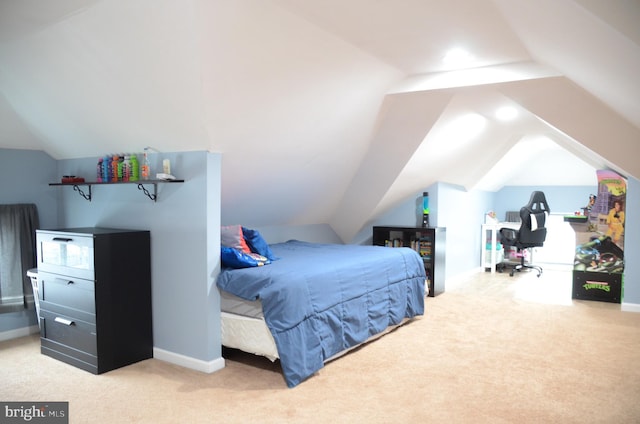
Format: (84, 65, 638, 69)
(253, 224, 342, 245)
(0, 149, 58, 333)
(0, 148, 223, 367)
(56, 151, 222, 363)
(622, 176, 639, 308)
(352, 182, 495, 280)
(494, 185, 594, 219)
(496, 183, 639, 308)
(358, 181, 640, 308)
(432, 183, 494, 279)
(3, 147, 639, 359)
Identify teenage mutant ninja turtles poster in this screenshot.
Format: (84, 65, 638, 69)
(572, 170, 626, 303)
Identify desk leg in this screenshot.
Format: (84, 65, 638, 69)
(481, 227, 486, 269)
(490, 227, 497, 273)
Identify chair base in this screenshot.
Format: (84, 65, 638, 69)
(497, 246, 543, 278)
(506, 262, 543, 277)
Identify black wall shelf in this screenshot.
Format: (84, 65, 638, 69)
(49, 179, 184, 202)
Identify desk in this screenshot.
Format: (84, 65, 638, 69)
(481, 222, 520, 273)
(563, 215, 589, 235)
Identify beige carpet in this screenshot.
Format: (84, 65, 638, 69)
(2, 267, 640, 423)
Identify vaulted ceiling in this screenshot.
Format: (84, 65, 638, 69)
(1, 0, 638, 242)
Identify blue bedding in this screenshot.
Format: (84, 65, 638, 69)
(217, 240, 426, 387)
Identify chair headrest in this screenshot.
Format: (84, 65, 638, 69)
(526, 191, 550, 214)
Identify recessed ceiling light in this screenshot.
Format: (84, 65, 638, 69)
(442, 48, 473, 68)
(495, 106, 518, 121)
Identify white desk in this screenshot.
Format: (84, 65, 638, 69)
(481, 222, 520, 273)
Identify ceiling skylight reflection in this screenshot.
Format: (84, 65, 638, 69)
(441, 113, 487, 144)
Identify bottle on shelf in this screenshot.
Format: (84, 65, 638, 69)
(103, 155, 111, 182)
(141, 148, 151, 180)
(122, 155, 131, 182)
(118, 154, 125, 181)
(130, 154, 139, 181)
(96, 158, 103, 182)
(111, 155, 119, 182)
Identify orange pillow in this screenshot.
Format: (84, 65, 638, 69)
(220, 225, 251, 253)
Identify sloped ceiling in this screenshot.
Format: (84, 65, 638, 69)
(0, 0, 638, 242)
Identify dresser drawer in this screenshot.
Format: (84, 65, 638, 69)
(37, 231, 94, 280)
(40, 309, 97, 358)
(39, 271, 95, 324)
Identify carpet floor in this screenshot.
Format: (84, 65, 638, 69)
(2, 265, 639, 423)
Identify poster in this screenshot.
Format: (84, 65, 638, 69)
(571, 170, 626, 303)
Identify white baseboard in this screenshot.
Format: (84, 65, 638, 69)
(445, 267, 484, 290)
(153, 347, 226, 373)
(0, 325, 40, 343)
(621, 302, 640, 313)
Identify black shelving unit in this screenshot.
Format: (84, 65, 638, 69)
(373, 226, 446, 297)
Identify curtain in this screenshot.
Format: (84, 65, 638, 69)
(0, 204, 39, 313)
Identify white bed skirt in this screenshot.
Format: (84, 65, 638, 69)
(221, 310, 412, 364)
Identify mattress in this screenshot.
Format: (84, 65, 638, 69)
(220, 289, 263, 319)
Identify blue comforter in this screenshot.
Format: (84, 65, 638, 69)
(217, 240, 426, 387)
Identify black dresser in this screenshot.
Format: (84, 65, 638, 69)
(36, 227, 153, 374)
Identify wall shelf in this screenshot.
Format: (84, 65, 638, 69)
(49, 179, 184, 202)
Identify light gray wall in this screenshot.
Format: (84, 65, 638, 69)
(253, 224, 342, 245)
(496, 183, 639, 306)
(1, 148, 223, 362)
(3, 147, 639, 355)
(351, 183, 441, 245)
(356, 181, 640, 307)
(351, 182, 494, 281)
(432, 182, 495, 279)
(55, 150, 221, 362)
(494, 186, 594, 218)
(0, 148, 58, 227)
(0, 149, 58, 332)
(622, 176, 639, 306)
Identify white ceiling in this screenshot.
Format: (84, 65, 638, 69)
(0, 0, 638, 242)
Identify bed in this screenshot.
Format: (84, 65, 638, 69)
(217, 239, 427, 388)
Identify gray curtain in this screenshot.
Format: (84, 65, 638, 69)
(0, 204, 39, 313)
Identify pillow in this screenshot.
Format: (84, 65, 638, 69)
(221, 247, 269, 269)
(221, 225, 251, 253)
(242, 227, 278, 261)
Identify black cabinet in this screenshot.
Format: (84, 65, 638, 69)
(373, 226, 446, 297)
(36, 227, 152, 374)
